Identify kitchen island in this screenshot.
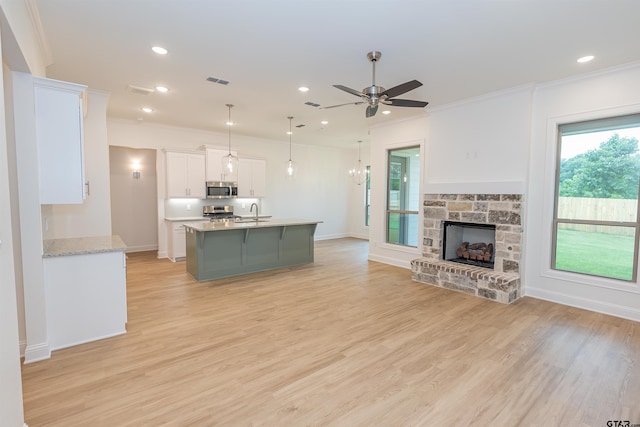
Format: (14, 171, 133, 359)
(184, 219, 322, 281)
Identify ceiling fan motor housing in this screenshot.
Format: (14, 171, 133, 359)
(364, 85, 386, 105)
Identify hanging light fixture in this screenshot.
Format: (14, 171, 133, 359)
(349, 140, 368, 185)
(285, 116, 297, 180)
(222, 103, 238, 179)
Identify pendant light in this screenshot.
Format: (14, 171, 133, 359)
(349, 140, 368, 185)
(285, 116, 297, 180)
(222, 103, 238, 180)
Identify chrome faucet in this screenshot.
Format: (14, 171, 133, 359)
(250, 203, 259, 220)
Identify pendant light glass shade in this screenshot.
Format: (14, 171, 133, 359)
(285, 116, 297, 180)
(222, 104, 238, 180)
(349, 141, 368, 185)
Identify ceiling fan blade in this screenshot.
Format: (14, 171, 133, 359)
(385, 99, 429, 108)
(366, 104, 378, 118)
(380, 80, 423, 99)
(333, 84, 364, 98)
(319, 101, 365, 110)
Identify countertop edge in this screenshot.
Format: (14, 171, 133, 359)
(184, 218, 323, 232)
(43, 235, 127, 258)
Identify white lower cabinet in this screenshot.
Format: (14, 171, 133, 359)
(167, 220, 204, 261)
(43, 250, 127, 350)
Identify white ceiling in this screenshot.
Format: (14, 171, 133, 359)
(36, 0, 640, 148)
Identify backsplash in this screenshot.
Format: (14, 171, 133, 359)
(164, 198, 263, 218)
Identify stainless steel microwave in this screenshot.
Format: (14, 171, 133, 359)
(206, 181, 238, 199)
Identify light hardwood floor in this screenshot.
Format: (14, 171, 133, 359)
(22, 238, 640, 426)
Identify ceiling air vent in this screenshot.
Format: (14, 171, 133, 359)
(207, 77, 230, 85)
(296, 124, 305, 128)
(127, 85, 154, 95)
(304, 101, 320, 108)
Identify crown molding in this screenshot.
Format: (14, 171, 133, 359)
(24, 0, 53, 67)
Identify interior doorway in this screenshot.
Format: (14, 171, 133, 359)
(109, 146, 158, 252)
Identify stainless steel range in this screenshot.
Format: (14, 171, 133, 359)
(202, 205, 239, 222)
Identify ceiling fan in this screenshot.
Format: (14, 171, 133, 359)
(322, 51, 429, 117)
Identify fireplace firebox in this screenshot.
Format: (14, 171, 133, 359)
(443, 221, 496, 269)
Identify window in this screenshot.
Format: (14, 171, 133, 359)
(365, 165, 371, 226)
(386, 146, 420, 247)
(553, 113, 640, 281)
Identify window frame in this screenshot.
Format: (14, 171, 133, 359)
(385, 145, 420, 248)
(551, 114, 640, 282)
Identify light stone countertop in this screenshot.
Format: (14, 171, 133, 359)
(43, 235, 127, 257)
(164, 217, 208, 222)
(183, 218, 322, 232)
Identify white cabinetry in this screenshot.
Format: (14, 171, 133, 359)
(166, 151, 206, 198)
(238, 158, 266, 197)
(34, 77, 87, 204)
(206, 148, 238, 182)
(44, 250, 127, 350)
(167, 219, 204, 261)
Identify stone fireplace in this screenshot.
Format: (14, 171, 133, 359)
(411, 193, 523, 303)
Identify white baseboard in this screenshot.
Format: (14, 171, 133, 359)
(368, 253, 412, 269)
(23, 342, 51, 364)
(348, 232, 369, 240)
(157, 250, 168, 259)
(125, 244, 158, 253)
(50, 329, 127, 352)
(526, 287, 640, 323)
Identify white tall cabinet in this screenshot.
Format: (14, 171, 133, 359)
(206, 147, 238, 182)
(33, 77, 87, 204)
(238, 158, 266, 197)
(165, 150, 206, 198)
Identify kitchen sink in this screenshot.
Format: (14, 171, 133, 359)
(234, 218, 270, 223)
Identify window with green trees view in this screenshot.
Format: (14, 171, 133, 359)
(387, 146, 420, 247)
(553, 113, 640, 281)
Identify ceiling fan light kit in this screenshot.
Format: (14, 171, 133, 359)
(324, 51, 429, 117)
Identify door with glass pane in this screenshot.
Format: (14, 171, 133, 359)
(387, 146, 420, 247)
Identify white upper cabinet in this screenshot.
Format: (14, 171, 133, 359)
(206, 147, 238, 182)
(238, 158, 266, 197)
(34, 77, 87, 205)
(166, 151, 206, 198)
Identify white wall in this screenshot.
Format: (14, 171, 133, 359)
(368, 87, 533, 268)
(0, 29, 25, 427)
(109, 146, 158, 252)
(45, 90, 112, 239)
(106, 118, 357, 255)
(525, 63, 640, 322)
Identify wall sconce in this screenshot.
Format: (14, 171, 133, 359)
(132, 161, 141, 179)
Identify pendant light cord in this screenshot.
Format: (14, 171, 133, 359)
(288, 116, 293, 161)
(226, 104, 233, 154)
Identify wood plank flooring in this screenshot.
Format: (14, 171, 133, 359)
(21, 238, 640, 426)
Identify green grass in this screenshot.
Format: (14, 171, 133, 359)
(555, 227, 635, 281)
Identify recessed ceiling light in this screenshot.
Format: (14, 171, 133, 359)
(577, 55, 594, 63)
(151, 46, 168, 55)
(321, 120, 328, 125)
(286, 131, 293, 135)
(298, 86, 309, 92)
(226, 121, 234, 126)
(155, 86, 169, 93)
(141, 107, 153, 113)
(382, 110, 391, 115)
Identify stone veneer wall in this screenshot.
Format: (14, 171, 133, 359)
(411, 194, 524, 303)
